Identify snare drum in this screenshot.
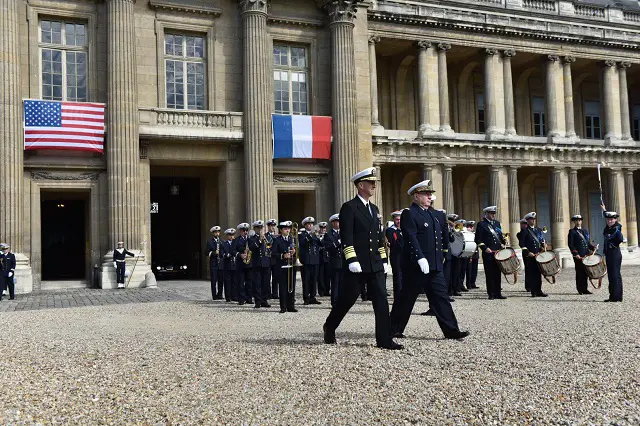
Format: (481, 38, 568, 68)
(494, 247, 521, 275)
(535, 250, 560, 278)
(582, 254, 607, 280)
(450, 231, 477, 258)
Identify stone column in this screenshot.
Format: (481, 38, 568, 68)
(602, 60, 619, 143)
(421, 164, 433, 182)
(373, 164, 384, 218)
(484, 48, 499, 137)
(239, 0, 274, 219)
(368, 36, 383, 134)
(437, 43, 452, 133)
(507, 166, 521, 248)
(488, 166, 501, 209)
(442, 165, 454, 215)
(624, 169, 638, 249)
(619, 62, 632, 141)
(609, 169, 622, 215)
(563, 56, 577, 139)
(417, 40, 432, 137)
(320, 1, 360, 209)
(550, 167, 567, 250)
(545, 55, 561, 138)
(503, 49, 516, 136)
(568, 167, 580, 216)
(104, 0, 152, 288)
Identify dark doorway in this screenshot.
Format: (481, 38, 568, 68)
(278, 191, 316, 225)
(151, 177, 202, 279)
(41, 196, 87, 280)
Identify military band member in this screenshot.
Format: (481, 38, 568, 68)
(386, 211, 404, 300)
(222, 229, 237, 302)
(447, 214, 461, 297)
(266, 219, 279, 299)
(455, 219, 469, 293)
(249, 220, 272, 309)
(299, 216, 322, 305)
(465, 220, 479, 290)
(520, 212, 547, 297)
(567, 215, 595, 295)
(317, 221, 331, 297)
(232, 223, 252, 305)
(113, 241, 135, 289)
(517, 218, 529, 291)
(474, 206, 507, 300)
(389, 180, 469, 340)
(205, 226, 224, 300)
(323, 167, 401, 350)
(325, 214, 343, 307)
(0, 243, 16, 300)
(601, 206, 624, 302)
(271, 221, 298, 313)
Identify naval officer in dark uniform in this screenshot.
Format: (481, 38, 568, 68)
(271, 221, 298, 313)
(601, 206, 624, 302)
(248, 220, 272, 309)
(520, 212, 547, 297)
(567, 214, 595, 295)
(205, 225, 224, 300)
(222, 228, 237, 302)
(0, 243, 16, 300)
(465, 220, 479, 289)
(299, 216, 322, 305)
(113, 241, 135, 289)
(266, 219, 279, 299)
(232, 223, 252, 305)
(386, 210, 404, 301)
(389, 180, 469, 340)
(323, 167, 401, 350)
(474, 206, 507, 300)
(324, 213, 343, 307)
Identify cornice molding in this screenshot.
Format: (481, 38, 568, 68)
(267, 15, 324, 27)
(149, 0, 222, 16)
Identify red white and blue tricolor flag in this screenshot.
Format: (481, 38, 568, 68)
(272, 114, 332, 159)
(23, 99, 105, 153)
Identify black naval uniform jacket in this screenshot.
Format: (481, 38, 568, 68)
(248, 234, 272, 268)
(474, 218, 505, 252)
(520, 227, 545, 256)
(385, 226, 403, 266)
(568, 227, 595, 257)
(205, 237, 222, 269)
(113, 248, 135, 262)
(1, 252, 16, 277)
(266, 232, 277, 266)
(400, 203, 447, 272)
(222, 240, 237, 271)
(323, 228, 343, 270)
(232, 235, 251, 270)
(271, 234, 295, 266)
(340, 197, 387, 273)
(299, 230, 321, 265)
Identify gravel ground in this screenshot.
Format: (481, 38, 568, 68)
(1, 266, 639, 425)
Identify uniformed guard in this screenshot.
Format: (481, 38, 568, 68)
(317, 221, 331, 297)
(567, 214, 595, 295)
(266, 219, 279, 299)
(455, 218, 469, 293)
(516, 218, 529, 291)
(386, 211, 404, 300)
(248, 220, 272, 309)
(389, 180, 469, 340)
(474, 206, 507, 300)
(205, 226, 224, 300)
(271, 221, 299, 313)
(465, 220, 479, 290)
(0, 243, 16, 300)
(232, 223, 253, 305)
(323, 167, 401, 350)
(324, 214, 343, 307)
(299, 216, 322, 305)
(520, 212, 548, 297)
(113, 241, 135, 289)
(447, 214, 461, 297)
(222, 229, 237, 302)
(601, 206, 624, 302)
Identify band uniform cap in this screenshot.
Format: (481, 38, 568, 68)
(390, 210, 402, 218)
(447, 213, 459, 222)
(302, 216, 315, 225)
(224, 228, 236, 235)
(571, 214, 583, 221)
(466, 220, 476, 226)
(604, 211, 619, 219)
(455, 219, 465, 224)
(0, 243, 7, 249)
(266, 219, 277, 226)
(520, 218, 527, 224)
(483, 205, 497, 213)
(524, 212, 537, 220)
(252, 220, 264, 228)
(318, 221, 328, 228)
(329, 213, 340, 222)
(278, 220, 293, 229)
(237, 223, 250, 230)
(210, 226, 221, 232)
(407, 179, 436, 196)
(117, 241, 124, 244)
(350, 167, 378, 184)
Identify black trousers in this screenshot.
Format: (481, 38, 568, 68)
(390, 259, 402, 301)
(457, 259, 467, 291)
(318, 262, 327, 296)
(302, 264, 318, 302)
(278, 266, 296, 311)
(236, 268, 252, 303)
(252, 267, 271, 304)
(482, 252, 502, 297)
(449, 257, 460, 295)
(606, 249, 623, 301)
(330, 266, 342, 307)
(209, 263, 222, 299)
(467, 258, 478, 287)
(443, 257, 451, 295)
(524, 256, 542, 294)
(116, 262, 126, 284)
(573, 258, 588, 294)
(224, 269, 236, 301)
(0, 276, 14, 300)
(270, 264, 280, 298)
(324, 270, 391, 346)
(390, 268, 459, 337)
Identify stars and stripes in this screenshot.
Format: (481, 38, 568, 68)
(23, 99, 105, 153)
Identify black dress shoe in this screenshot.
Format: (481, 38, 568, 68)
(445, 330, 470, 340)
(287, 308, 299, 313)
(377, 341, 404, 350)
(453, 292, 462, 297)
(460, 288, 469, 292)
(536, 292, 548, 297)
(448, 298, 455, 302)
(253, 303, 261, 309)
(420, 309, 435, 316)
(488, 296, 495, 300)
(303, 301, 310, 305)
(311, 299, 321, 305)
(604, 298, 612, 302)
(279, 308, 286, 313)
(261, 302, 271, 308)
(580, 290, 593, 295)
(323, 324, 336, 344)
(494, 295, 507, 299)
(393, 332, 406, 338)
(238, 301, 246, 306)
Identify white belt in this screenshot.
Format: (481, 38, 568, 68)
(116, 260, 126, 263)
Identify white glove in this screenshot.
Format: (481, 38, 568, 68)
(208, 251, 212, 257)
(417, 258, 430, 274)
(8, 272, 13, 278)
(113, 262, 117, 268)
(383, 263, 390, 274)
(348, 262, 363, 273)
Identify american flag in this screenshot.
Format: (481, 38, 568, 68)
(23, 99, 105, 153)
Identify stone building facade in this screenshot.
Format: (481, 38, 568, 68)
(2, 0, 640, 292)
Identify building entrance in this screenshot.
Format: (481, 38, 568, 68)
(278, 191, 317, 225)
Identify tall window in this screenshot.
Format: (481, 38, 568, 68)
(632, 105, 640, 141)
(584, 101, 601, 139)
(164, 33, 206, 110)
(39, 20, 87, 101)
(532, 97, 546, 136)
(476, 94, 485, 133)
(273, 45, 309, 115)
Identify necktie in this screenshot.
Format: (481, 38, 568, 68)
(366, 203, 373, 217)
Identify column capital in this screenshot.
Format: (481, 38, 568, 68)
(569, 166, 580, 173)
(317, 0, 357, 24)
(503, 49, 516, 58)
(624, 168, 637, 174)
(437, 42, 451, 52)
(551, 166, 565, 173)
(619, 61, 632, 69)
(443, 164, 455, 171)
(485, 48, 498, 56)
(547, 54, 560, 62)
(563, 56, 576, 64)
(416, 40, 432, 51)
(489, 165, 502, 172)
(507, 165, 520, 171)
(602, 59, 617, 67)
(368, 35, 381, 45)
(238, 0, 270, 14)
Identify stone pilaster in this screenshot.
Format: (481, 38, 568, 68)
(568, 167, 580, 216)
(550, 167, 568, 250)
(609, 168, 628, 249)
(602, 60, 622, 143)
(442, 165, 454, 215)
(437, 43, 452, 133)
(488, 165, 501, 208)
(368, 36, 383, 135)
(502, 49, 516, 137)
(103, 0, 153, 288)
(624, 169, 638, 249)
(239, 0, 274, 219)
(417, 41, 432, 137)
(319, 0, 360, 209)
(507, 166, 520, 248)
(545, 55, 562, 139)
(563, 56, 577, 139)
(618, 62, 632, 141)
(0, 0, 32, 292)
(421, 165, 432, 182)
(484, 48, 499, 138)
(373, 164, 384, 218)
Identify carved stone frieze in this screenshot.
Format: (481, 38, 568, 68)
(274, 175, 322, 184)
(31, 171, 100, 181)
(317, 0, 358, 25)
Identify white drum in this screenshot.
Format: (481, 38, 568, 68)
(450, 231, 477, 258)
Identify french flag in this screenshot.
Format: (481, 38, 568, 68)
(272, 114, 332, 159)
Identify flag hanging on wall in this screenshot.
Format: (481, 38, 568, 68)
(23, 99, 105, 153)
(272, 114, 332, 159)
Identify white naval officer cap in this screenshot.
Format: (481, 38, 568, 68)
(329, 213, 340, 222)
(302, 216, 315, 225)
(483, 205, 497, 213)
(407, 179, 436, 196)
(604, 211, 619, 219)
(524, 212, 537, 220)
(210, 226, 221, 232)
(266, 219, 277, 226)
(0, 243, 7, 249)
(390, 210, 402, 218)
(447, 213, 459, 222)
(252, 220, 264, 228)
(237, 223, 250, 230)
(466, 220, 476, 226)
(520, 218, 527, 224)
(350, 167, 378, 184)
(571, 214, 583, 221)
(278, 220, 293, 229)
(224, 228, 236, 235)
(318, 221, 328, 228)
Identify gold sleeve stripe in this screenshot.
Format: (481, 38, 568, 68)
(344, 246, 357, 260)
(378, 247, 387, 259)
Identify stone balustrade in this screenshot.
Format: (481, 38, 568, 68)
(574, 4, 605, 19)
(522, 0, 556, 12)
(138, 108, 243, 140)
